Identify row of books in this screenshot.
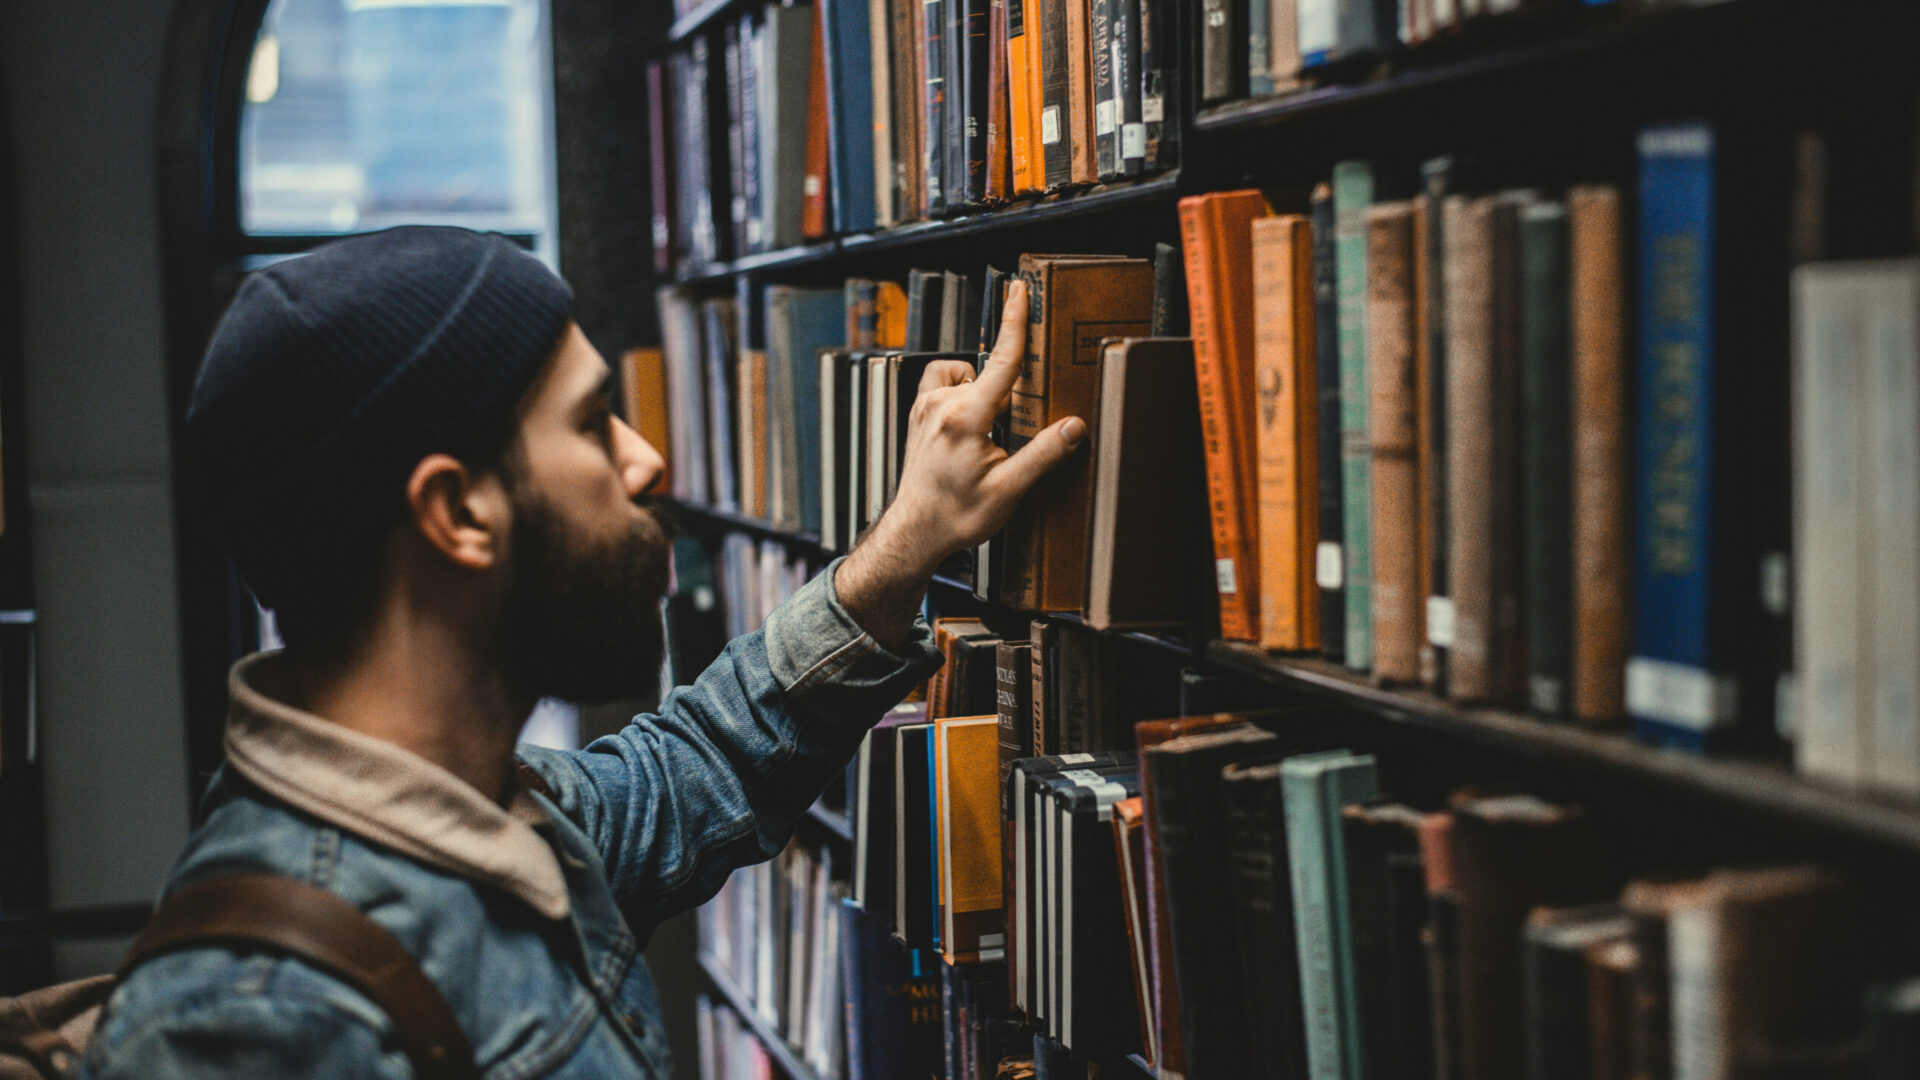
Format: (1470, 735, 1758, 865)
(695, 997, 779, 1080)
(645, 0, 1181, 271)
(845, 696, 1920, 1080)
(1206, 0, 1655, 107)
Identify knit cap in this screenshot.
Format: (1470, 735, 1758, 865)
(186, 226, 573, 608)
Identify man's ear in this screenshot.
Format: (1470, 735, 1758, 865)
(405, 453, 510, 571)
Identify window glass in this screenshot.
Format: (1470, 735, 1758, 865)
(241, 0, 556, 258)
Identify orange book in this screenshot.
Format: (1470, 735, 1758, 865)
(1018, 0, 1047, 194)
(875, 280, 908, 348)
(801, 3, 833, 239)
(1251, 215, 1320, 652)
(1179, 190, 1274, 641)
(1065, 0, 1097, 185)
(1006, 255, 1154, 612)
(935, 714, 1005, 964)
(621, 347, 673, 496)
(1367, 202, 1422, 683)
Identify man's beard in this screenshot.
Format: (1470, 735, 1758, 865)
(498, 489, 672, 704)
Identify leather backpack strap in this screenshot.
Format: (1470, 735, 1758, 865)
(120, 874, 478, 1080)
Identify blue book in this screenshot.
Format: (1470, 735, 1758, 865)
(1281, 749, 1379, 1080)
(1630, 122, 1737, 752)
(840, 898, 943, 1080)
(767, 286, 845, 536)
(820, 0, 878, 233)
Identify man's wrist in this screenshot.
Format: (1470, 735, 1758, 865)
(834, 516, 940, 654)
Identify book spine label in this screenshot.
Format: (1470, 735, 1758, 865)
(1368, 203, 1421, 683)
(1520, 201, 1573, 714)
(1006, 0, 1037, 192)
(1570, 186, 1629, 724)
(1298, 0, 1335, 66)
(1334, 162, 1377, 671)
(1313, 186, 1347, 663)
(1630, 123, 1735, 740)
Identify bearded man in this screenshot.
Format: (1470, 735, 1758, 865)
(76, 227, 1081, 1078)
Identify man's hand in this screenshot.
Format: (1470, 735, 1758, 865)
(834, 280, 1087, 651)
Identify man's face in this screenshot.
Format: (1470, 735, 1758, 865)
(494, 324, 672, 703)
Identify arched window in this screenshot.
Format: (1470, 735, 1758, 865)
(239, 0, 558, 264)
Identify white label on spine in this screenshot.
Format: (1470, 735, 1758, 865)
(1760, 550, 1789, 615)
(1315, 542, 1343, 590)
(1216, 558, 1237, 595)
(1095, 100, 1115, 135)
(1041, 106, 1062, 145)
(803, 175, 822, 197)
(1141, 96, 1164, 123)
(1625, 657, 1739, 731)
(1121, 123, 1146, 160)
(1058, 753, 1095, 765)
(1426, 595, 1455, 647)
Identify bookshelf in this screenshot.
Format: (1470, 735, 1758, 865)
(647, 0, 1920, 1076)
(698, 950, 834, 1080)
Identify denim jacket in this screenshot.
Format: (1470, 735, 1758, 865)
(77, 560, 940, 1080)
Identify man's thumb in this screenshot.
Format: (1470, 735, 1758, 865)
(992, 415, 1087, 496)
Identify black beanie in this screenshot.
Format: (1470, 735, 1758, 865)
(186, 226, 574, 609)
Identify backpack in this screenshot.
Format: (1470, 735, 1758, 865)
(0, 873, 478, 1080)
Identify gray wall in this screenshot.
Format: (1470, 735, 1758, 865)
(2, 0, 192, 972)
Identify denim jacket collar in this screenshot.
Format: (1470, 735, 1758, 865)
(222, 651, 571, 920)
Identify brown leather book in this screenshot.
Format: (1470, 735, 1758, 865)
(1269, 0, 1301, 92)
(985, 0, 1012, 202)
(1251, 215, 1320, 651)
(737, 346, 769, 519)
(1180, 191, 1275, 641)
(1450, 792, 1616, 1080)
(1443, 195, 1506, 702)
(1065, 0, 1096, 186)
(1368, 202, 1422, 684)
(1134, 715, 1248, 1080)
(891, 0, 925, 220)
(1568, 185, 1629, 726)
(802, 3, 833, 239)
(1005, 255, 1154, 612)
(1085, 338, 1205, 630)
(1111, 796, 1157, 1069)
(621, 347, 673, 497)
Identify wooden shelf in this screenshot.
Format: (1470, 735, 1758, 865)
(1206, 641, 1920, 857)
(698, 950, 830, 1080)
(1191, 0, 1740, 136)
(668, 501, 827, 552)
(927, 574, 1199, 658)
(672, 170, 1184, 284)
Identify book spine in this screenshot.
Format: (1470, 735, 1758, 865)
(1201, 0, 1241, 103)
(724, 23, 750, 257)
(1420, 158, 1459, 694)
(985, 0, 1010, 201)
(1312, 185, 1348, 664)
(945, 0, 970, 211)
(1030, 619, 1055, 755)
(1298, 0, 1335, 67)
(1180, 194, 1267, 641)
(646, 59, 676, 274)
(1005, 261, 1049, 609)
(1065, 0, 1097, 185)
(1090, 0, 1116, 179)
(1139, 0, 1173, 170)
(1334, 161, 1378, 671)
(892, 0, 924, 219)
(1223, 772, 1303, 1080)
(871, 0, 896, 227)
(1866, 265, 1920, 796)
(923, 0, 948, 214)
(1248, 0, 1270, 97)
(1271, 0, 1301, 90)
(1444, 195, 1495, 702)
(1367, 202, 1421, 684)
(1521, 200, 1573, 715)
(1006, 0, 1038, 193)
(1038, 0, 1072, 189)
(1488, 195, 1528, 709)
(824, 0, 879, 234)
(1569, 186, 1629, 725)
(1254, 217, 1308, 651)
(1115, 0, 1145, 176)
(802, 3, 833, 238)
(1630, 123, 1733, 748)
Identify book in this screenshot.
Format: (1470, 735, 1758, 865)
(1139, 0, 1176, 171)
(1417, 156, 1466, 693)
(1006, 0, 1039, 193)
(823, 0, 879, 234)
(1065, 0, 1096, 186)
(1312, 184, 1348, 664)
(802, 2, 834, 239)
(1200, 0, 1243, 103)
(1269, 0, 1301, 93)
(870, 0, 897, 227)
(1090, 0, 1117, 176)
(1054, 769, 1143, 1054)
(1334, 160, 1379, 671)
(891, 0, 925, 218)
(1113, 0, 1145, 178)
(1283, 749, 1380, 1080)
(1085, 338, 1207, 631)
(1111, 796, 1156, 1067)
(759, 4, 815, 251)
(1153, 240, 1189, 337)
(733, 17, 762, 255)
(1150, 725, 1285, 1079)
(737, 338, 770, 519)
(1252, 215, 1322, 652)
(1522, 904, 1633, 1080)
(1029, 619, 1058, 757)
(1630, 121, 1791, 752)
(1221, 759, 1310, 1080)
(1520, 199, 1573, 715)
(1342, 799, 1434, 1080)
(1181, 190, 1275, 641)
(841, 897, 945, 1080)
(906, 268, 947, 350)
(1569, 184, 1630, 725)
(930, 617, 989, 716)
(701, 298, 741, 511)
(1419, 812, 1463, 1080)
(1005, 255, 1154, 612)
(620, 347, 673, 497)
(853, 703, 927, 919)
(936, 715, 1006, 963)
(1367, 200, 1422, 683)
(645, 60, 677, 274)
(893, 720, 937, 947)
(922, 0, 948, 213)
(767, 285, 844, 534)
(1036, 0, 1070, 190)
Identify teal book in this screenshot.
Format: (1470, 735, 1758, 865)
(1333, 162, 1378, 671)
(1282, 749, 1380, 1080)
(766, 286, 845, 536)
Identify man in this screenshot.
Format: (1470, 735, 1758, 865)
(78, 227, 1083, 1077)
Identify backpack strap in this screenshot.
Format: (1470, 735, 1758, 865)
(120, 874, 479, 1080)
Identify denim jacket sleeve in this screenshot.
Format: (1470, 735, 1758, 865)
(518, 557, 940, 934)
